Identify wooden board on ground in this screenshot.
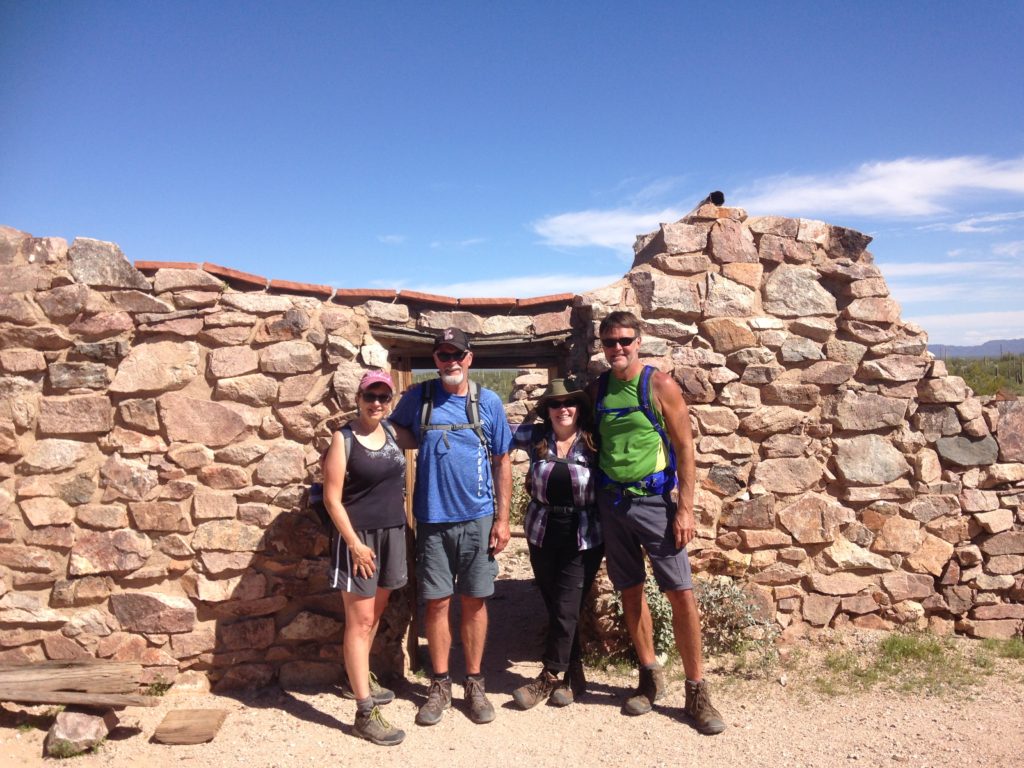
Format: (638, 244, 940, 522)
(0, 688, 159, 707)
(153, 709, 229, 745)
(0, 660, 143, 693)
(0, 660, 155, 708)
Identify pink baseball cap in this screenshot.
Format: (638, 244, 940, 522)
(358, 369, 394, 392)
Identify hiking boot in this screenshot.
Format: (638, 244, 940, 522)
(623, 665, 665, 716)
(568, 660, 587, 698)
(685, 679, 726, 735)
(512, 669, 559, 710)
(464, 676, 495, 724)
(415, 677, 452, 726)
(353, 705, 405, 746)
(342, 672, 395, 706)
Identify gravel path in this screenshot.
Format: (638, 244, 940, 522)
(4, 538, 1023, 767)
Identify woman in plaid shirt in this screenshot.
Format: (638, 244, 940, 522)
(510, 378, 604, 710)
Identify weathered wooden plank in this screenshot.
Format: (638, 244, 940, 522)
(0, 661, 142, 694)
(152, 709, 229, 744)
(0, 688, 159, 707)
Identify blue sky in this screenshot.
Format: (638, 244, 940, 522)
(2, 1, 1022, 346)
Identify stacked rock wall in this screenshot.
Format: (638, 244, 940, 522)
(573, 204, 1024, 639)
(0, 226, 573, 689)
(0, 204, 1022, 691)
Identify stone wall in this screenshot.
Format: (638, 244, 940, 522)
(1, 204, 1022, 691)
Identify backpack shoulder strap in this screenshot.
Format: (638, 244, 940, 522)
(466, 379, 489, 455)
(381, 419, 398, 443)
(638, 365, 675, 465)
(418, 380, 434, 435)
(339, 423, 355, 460)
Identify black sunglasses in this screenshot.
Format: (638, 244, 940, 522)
(435, 349, 468, 362)
(361, 391, 393, 404)
(601, 336, 636, 348)
(546, 398, 579, 410)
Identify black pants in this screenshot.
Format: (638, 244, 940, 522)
(527, 510, 604, 673)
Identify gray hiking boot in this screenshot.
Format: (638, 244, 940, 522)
(512, 669, 559, 710)
(550, 660, 586, 707)
(464, 675, 495, 724)
(415, 677, 452, 726)
(353, 705, 405, 746)
(623, 665, 665, 716)
(685, 679, 726, 735)
(342, 672, 395, 705)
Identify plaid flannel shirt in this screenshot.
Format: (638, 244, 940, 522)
(511, 423, 601, 550)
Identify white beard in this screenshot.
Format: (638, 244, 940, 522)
(440, 370, 464, 388)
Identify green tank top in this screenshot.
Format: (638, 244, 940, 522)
(597, 372, 668, 484)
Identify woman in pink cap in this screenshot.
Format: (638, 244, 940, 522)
(322, 369, 408, 746)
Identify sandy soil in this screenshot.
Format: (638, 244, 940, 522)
(4, 538, 1024, 768)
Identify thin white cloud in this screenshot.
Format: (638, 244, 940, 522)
(407, 273, 621, 298)
(429, 237, 487, 249)
(909, 310, 1024, 346)
(377, 234, 406, 245)
(993, 240, 1024, 258)
(925, 210, 1024, 233)
(532, 207, 682, 253)
(737, 156, 1024, 218)
(876, 260, 1002, 277)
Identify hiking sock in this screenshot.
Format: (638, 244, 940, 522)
(356, 696, 374, 715)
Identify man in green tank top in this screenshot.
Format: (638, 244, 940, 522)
(589, 310, 726, 735)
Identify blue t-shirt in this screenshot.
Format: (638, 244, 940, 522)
(390, 380, 513, 524)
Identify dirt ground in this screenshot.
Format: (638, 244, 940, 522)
(4, 537, 1024, 768)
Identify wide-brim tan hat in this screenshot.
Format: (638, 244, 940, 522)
(537, 377, 589, 409)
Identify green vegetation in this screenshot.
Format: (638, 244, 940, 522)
(810, 632, 1006, 696)
(412, 369, 520, 402)
(510, 472, 530, 527)
(944, 354, 1024, 396)
(981, 636, 1024, 660)
(608, 575, 779, 677)
(144, 676, 173, 696)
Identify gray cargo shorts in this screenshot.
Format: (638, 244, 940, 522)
(597, 489, 693, 592)
(416, 514, 499, 600)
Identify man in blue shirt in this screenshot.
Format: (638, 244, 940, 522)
(389, 327, 512, 726)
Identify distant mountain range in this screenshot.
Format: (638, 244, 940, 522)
(928, 338, 1024, 359)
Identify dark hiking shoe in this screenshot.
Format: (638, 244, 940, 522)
(512, 669, 559, 710)
(341, 672, 395, 705)
(464, 676, 495, 724)
(353, 705, 405, 746)
(685, 679, 726, 735)
(415, 677, 452, 726)
(551, 660, 587, 707)
(623, 665, 665, 716)
(568, 660, 587, 699)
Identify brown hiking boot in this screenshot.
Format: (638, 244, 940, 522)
(550, 661, 586, 707)
(353, 705, 405, 746)
(685, 679, 726, 735)
(415, 677, 451, 726)
(512, 669, 558, 710)
(623, 665, 665, 716)
(341, 672, 395, 705)
(464, 676, 495, 724)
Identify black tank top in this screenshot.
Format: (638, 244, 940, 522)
(341, 430, 406, 530)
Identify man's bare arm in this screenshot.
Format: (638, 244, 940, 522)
(652, 371, 697, 548)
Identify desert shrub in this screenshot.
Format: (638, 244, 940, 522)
(694, 575, 779, 675)
(510, 472, 530, 526)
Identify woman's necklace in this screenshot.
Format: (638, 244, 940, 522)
(554, 432, 577, 459)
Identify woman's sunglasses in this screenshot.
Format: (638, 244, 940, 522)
(546, 398, 579, 410)
(361, 391, 393, 404)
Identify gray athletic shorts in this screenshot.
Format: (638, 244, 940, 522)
(416, 514, 499, 600)
(332, 525, 409, 598)
(597, 489, 693, 592)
